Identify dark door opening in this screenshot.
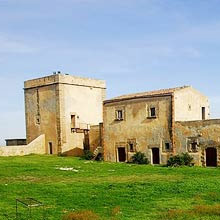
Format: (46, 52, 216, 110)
(152, 148, 160, 164)
(118, 147, 126, 162)
(206, 147, 217, 167)
(49, 142, 53, 155)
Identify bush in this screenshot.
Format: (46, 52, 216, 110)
(131, 152, 149, 164)
(82, 150, 94, 160)
(167, 153, 193, 167)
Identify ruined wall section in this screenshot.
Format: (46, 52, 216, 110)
(175, 120, 220, 166)
(174, 87, 210, 121)
(0, 134, 45, 156)
(103, 96, 172, 164)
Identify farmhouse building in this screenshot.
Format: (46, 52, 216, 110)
(0, 73, 219, 167)
(103, 86, 214, 165)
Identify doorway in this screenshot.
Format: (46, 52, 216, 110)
(49, 142, 53, 155)
(206, 147, 217, 167)
(118, 147, 126, 162)
(152, 148, 160, 164)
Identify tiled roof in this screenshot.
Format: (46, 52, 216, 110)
(104, 86, 190, 103)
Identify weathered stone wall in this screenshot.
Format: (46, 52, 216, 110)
(0, 135, 45, 156)
(175, 120, 220, 166)
(25, 84, 58, 154)
(103, 96, 172, 164)
(174, 87, 210, 121)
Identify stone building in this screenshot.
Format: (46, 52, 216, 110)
(24, 73, 106, 156)
(103, 86, 220, 166)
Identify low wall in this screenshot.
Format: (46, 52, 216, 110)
(0, 135, 45, 156)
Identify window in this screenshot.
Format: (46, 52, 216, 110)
(202, 107, 206, 120)
(129, 143, 134, 152)
(150, 107, 156, 117)
(188, 104, 192, 111)
(165, 143, 171, 151)
(36, 115, 40, 125)
(191, 142, 198, 152)
(187, 137, 199, 152)
(128, 139, 136, 152)
(115, 110, 124, 121)
(71, 115, 76, 128)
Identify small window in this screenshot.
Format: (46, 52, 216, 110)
(165, 143, 171, 151)
(187, 138, 199, 152)
(191, 142, 198, 152)
(116, 110, 124, 121)
(128, 139, 136, 152)
(36, 115, 40, 125)
(202, 107, 206, 120)
(188, 104, 192, 111)
(129, 143, 134, 152)
(71, 115, 76, 128)
(150, 107, 156, 117)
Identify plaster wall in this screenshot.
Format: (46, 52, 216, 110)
(174, 87, 210, 121)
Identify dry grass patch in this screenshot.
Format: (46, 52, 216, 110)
(62, 210, 100, 220)
(162, 204, 220, 220)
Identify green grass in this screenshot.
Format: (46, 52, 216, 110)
(0, 155, 219, 220)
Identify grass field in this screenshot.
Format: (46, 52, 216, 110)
(0, 155, 219, 220)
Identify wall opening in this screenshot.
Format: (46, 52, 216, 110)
(202, 107, 206, 120)
(71, 115, 76, 128)
(49, 142, 53, 155)
(206, 147, 217, 167)
(117, 147, 126, 162)
(152, 148, 160, 164)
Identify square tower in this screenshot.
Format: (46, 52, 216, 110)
(24, 73, 106, 155)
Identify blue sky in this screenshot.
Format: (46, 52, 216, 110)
(1, 0, 220, 145)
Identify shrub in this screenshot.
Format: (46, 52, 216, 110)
(167, 153, 193, 167)
(131, 152, 149, 164)
(62, 210, 100, 220)
(95, 153, 103, 161)
(82, 150, 94, 160)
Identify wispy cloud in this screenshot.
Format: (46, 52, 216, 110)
(0, 34, 37, 54)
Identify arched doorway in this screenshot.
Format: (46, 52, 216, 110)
(206, 147, 217, 167)
(152, 148, 160, 164)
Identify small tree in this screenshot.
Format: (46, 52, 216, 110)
(131, 152, 149, 164)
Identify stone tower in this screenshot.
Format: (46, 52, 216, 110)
(24, 73, 106, 155)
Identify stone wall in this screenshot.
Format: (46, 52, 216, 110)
(103, 96, 173, 164)
(0, 135, 45, 156)
(175, 120, 220, 166)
